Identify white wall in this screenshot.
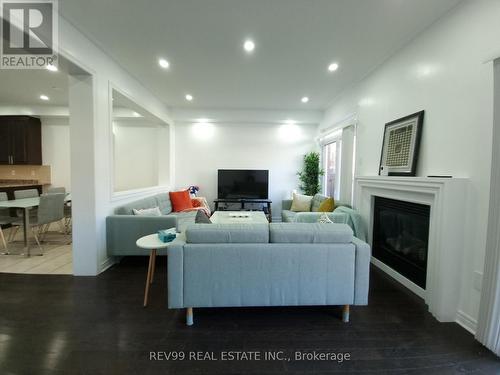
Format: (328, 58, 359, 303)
(320, 0, 500, 330)
(175, 122, 317, 220)
(58, 16, 174, 275)
(113, 122, 159, 192)
(41, 117, 71, 190)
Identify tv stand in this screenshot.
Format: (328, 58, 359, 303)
(213, 198, 272, 222)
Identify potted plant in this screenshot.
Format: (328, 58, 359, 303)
(297, 152, 324, 195)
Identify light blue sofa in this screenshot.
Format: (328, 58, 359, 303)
(167, 222, 371, 325)
(106, 193, 197, 256)
(281, 200, 366, 241)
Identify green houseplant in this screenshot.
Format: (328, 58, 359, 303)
(298, 152, 324, 195)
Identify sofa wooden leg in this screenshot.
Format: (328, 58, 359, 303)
(186, 307, 194, 326)
(342, 304, 350, 323)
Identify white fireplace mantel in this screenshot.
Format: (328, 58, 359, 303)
(354, 176, 469, 323)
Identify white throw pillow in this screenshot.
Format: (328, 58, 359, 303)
(290, 192, 312, 212)
(133, 206, 162, 216)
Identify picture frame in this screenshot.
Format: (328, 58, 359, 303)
(379, 110, 424, 176)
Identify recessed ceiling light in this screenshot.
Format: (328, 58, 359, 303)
(196, 118, 211, 123)
(328, 62, 339, 72)
(158, 58, 170, 69)
(285, 119, 296, 125)
(185, 94, 193, 101)
(301, 96, 309, 103)
(39, 94, 49, 101)
(243, 39, 255, 53)
(132, 111, 141, 117)
(46, 64, 58, 72)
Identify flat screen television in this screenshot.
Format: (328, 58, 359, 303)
(217, 169, 269, 199)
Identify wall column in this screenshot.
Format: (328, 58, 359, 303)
(476, 59, 500, 356)
(68, 74, 99, 275)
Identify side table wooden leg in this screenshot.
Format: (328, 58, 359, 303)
(150, 249, 156, 284)
(342, 304, 350, 323)
(186, 307, 194, 326)
(143, 250, 154, 307)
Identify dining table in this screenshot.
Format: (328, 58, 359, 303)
(0, 194, 71, 257)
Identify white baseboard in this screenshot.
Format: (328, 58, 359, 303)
(100, 257, 117, 273)
(456, 310, 477, 335)
(370, 257, 425, 299)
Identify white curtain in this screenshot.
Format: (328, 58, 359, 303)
(476, 59, 500, 356)
(339, 125, 355, 205)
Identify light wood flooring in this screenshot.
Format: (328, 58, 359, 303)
(0, 226, 72, 275)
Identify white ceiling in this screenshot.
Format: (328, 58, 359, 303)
(0, 1, 462, 112)
(0, 68, 68, 106)
(58, 0, 462, 111)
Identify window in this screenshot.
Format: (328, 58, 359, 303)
(324, 141, 337, 198)
(322, 135, 341, 200)
(319, 121, 356, 204)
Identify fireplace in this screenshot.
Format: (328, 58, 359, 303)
(356, 176, 468, 322)
(372, 197, 430, 289)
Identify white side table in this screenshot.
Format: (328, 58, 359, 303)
(136, 229, 177, 307)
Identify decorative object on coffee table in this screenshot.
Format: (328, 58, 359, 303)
(379, 111, 424, 176)
(297, 152, 324, 195)
(210, 211, 268, 224)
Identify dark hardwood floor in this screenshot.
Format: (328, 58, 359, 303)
(0, 258, 498, 375)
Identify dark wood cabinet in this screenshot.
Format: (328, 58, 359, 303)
(0, 116, 42, 165)
(0, 124, 10, 164)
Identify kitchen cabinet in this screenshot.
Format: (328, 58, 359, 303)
(0, 116, 42, 165)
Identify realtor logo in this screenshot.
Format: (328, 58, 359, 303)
(1, 0, 58, 69)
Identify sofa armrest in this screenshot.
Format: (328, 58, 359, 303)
(282, 199, 293, 211)
(352, 237, 371, 305)
(167, 234, 185, 308)
(106, 215, 178, 256)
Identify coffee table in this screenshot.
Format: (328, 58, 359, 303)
(210, 211, 268, 224)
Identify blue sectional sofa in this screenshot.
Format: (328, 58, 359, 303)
(281, 199, 366, 240)
(106, 193, 197, 256)
(167, 222, 371, 325)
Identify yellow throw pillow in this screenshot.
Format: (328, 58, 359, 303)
(318, 197, 335, 212)
(290, 192, 313, 212)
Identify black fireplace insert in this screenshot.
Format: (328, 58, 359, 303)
(372, 197, 430, 289)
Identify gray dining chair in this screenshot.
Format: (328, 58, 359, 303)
(0, 192, 16, 253)
(47, 187, 70, 234)
(11, 193, 65, 255)
(47, 187, 66, 194)
(14, 189, 40, 199)
(10, 188, 40, 241)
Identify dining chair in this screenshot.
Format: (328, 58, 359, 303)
(14, 189, 40, 199)
(0, 192, 16, 253)
(47, 187, 70, 233)
(9, 188, 40, 241)
(47, 187, 66, 194)
(11, 193, 65, 255)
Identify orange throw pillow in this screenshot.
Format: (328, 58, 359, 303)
(191, 199, 202, 208)
(169, 190, 193, 212)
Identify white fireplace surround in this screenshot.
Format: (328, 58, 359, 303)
(355, 176, 469, 323)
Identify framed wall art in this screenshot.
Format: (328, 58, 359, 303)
(379, 110, 424, 176)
